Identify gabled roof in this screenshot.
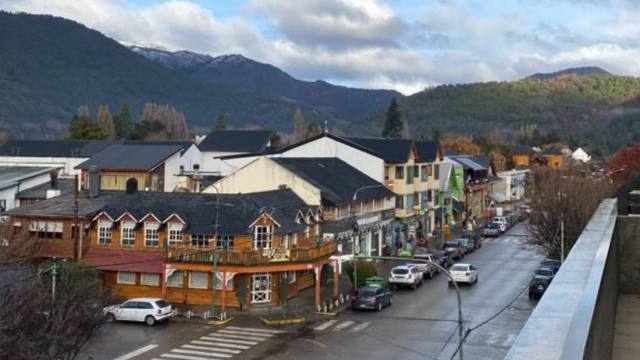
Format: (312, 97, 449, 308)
(15, 178, 75, 199)
(75, 144, 183, 171)
(3, 191, 119, 218)
(0, 166, 59, 190)
(272, 157, 394, 207)
(510, 144, 535, 155)
(344, 137, 414, 163)
(447, 155, 488, 171)
(198, 130, 273, 153)
(0, 140, 116, 157)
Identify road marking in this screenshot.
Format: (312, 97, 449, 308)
(211, 332, 267, 341)
(200, 336, 258, 345)
(217, 329, 273, 337)
(181, 345, 241, 354)
(301, 339, 327, 348)
(333, 321, 355, 331)
(112, 344, 158, 360)
(350, 322, 371, 332)
(313, 319, 337, 331)
(171, 349, 232, 358)
(191, 340, 250, 350)
(161, 353, 226, 360)
(226, 326, 284, 334)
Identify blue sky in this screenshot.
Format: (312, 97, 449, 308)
(1, 0, 639, 94)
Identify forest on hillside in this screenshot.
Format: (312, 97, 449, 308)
(353, 74, 640, 155)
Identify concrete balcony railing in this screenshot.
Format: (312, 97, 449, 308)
(168, 241, 337, 265)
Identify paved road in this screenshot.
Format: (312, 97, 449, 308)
(81, 223, 544, 360)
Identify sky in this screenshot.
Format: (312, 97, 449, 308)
(1, 0, 640, 94)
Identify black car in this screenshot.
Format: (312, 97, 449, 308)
(534, 268, 555, 281)
(541, 259, 561, 274)
(432, 250, 453, 268)
(462, 229, 482, 249)
(529, 276, 551, 299)
(352, 286, 393, 311)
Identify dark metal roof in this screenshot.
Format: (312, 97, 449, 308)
(15, 178, 76, 199)
(75, 144, 183, 171)
(510, 144, 534, 155)
(448, 156, 487, 171)
(3, 191, 119, 218)
(272, 157, 394, 207)
(198, 130, 273, 153)
(0, 166, 58, 190)
(0, 140, 116, 157)
(345, 137, 414, 163)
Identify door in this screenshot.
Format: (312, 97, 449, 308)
(251, 273, 272, 304)
(116, 301, 138, 321)
(135, 301, 153, 322)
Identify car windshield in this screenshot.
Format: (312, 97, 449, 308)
(392, 268, 409, 275)
(155, 300, 169, 308)
(486, 223, 498, 229)
(531, 277, 549, 285)
(358, 289, 377, 297)
(535, 269, 553, 277)
(451, 265, 468, 271)
(444, 242, 458, 247)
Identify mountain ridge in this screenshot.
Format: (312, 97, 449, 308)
(527, 66, 611, 80)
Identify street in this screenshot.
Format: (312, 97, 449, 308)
(81, 223, 544, 360)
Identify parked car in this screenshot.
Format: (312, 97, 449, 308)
(534, 267, 555, 281)
(388, 265, 423, 289)
(483, 223, 501, 237)
(352, 286, 393, 311)
(413, 248, 439, 278)
(459, 238, 475, 254)
(541, 259, 561, 273)
(104, 298, 172, 326)
(448, 263, 479, 286)
(492, 216, 509, 232)
(462, 229, 482, 249)
(433, 250, 453, 268)
(443, 240, 465, 260)
(528, 276, 551, 300)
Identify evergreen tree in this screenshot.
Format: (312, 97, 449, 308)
(113, 104, 133, 139)
(382, 98, 402, 139)
(96, 105, 115, 139)
(67, 108, 106, 140)
(292, 108, 306, 142)
(215, 114, 227, 130)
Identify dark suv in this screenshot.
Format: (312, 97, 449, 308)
(529, 276, 551, 299)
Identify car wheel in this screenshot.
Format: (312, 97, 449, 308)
(448, 281, 452, 288)
(377, 302, 383, 312)
(429, 271, 434, 279)
(145, 315, 156, 326)
(106, 313, 116, 323)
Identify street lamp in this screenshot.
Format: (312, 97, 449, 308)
(557, 192, 567, 264)
(209, 184, 220, 319)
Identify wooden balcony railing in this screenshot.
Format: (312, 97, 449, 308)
(168, 241, 337, 265)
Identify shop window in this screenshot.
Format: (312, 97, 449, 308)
(141, 273, 160, 287)
(117, 272, 136, 285)
(189, 271, 208, 289)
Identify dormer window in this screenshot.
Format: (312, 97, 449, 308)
(254, 225, 273, 249)
(144, 222, 160, 247)
(121, 221, 135, 247)
(98, 221, 112, 245)
(168, 223, 183, 246)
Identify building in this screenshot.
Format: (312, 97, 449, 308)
(495, 169, 529, 202)
(541, 144, 571, 169)
(197, 130, 274, 174)
(510, 144, 534, 168)
(0, 166, 64, 211)
(84, 188, 335, 311)
(436, 161, 466, 240)
(75, 144, 184, 192)
(204, 156, 395, 257)
(0, 140, 114, 175)
(447, 155, 498, 226)
(15, 177, 76, 207)
(571, 147, 591, 163)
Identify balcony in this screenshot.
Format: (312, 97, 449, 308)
(168, 241, 337, 265)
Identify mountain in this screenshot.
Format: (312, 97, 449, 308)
(129, 46, 402, 120)
(352, 74, 640, 155)
(0, 12, 398, 139)
(527, 66, 611, 80)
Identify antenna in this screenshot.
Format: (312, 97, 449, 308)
(324, 119, 328, 133)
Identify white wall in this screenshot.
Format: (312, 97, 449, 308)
(163, 152, 182, 192)
(200, 151, 244, 173)
(203, 157, 322, 205)
(0, 156, 86, 175)
(0, 171, 56, 210)
(275, 137, 385, 182)
(179, 144, 202, 171)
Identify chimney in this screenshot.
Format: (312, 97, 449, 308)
(88, 166, 100, 198)
(126, 178, 138, 194)
(45, 170, 62, 199)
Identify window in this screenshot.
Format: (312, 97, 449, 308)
(168, 223, 182, 246)
(405, 194, 415, 210)
(191, 234, 212, 248)
(121, 222, 135, 246)
(141, 273, 160, 286)
(421, 165, 428, 182)
(414, 165, 419, 178)
(117, 272, 136, 285)
(0, 199, 6, 212)
(395, 195, 404, 209)
(254, 226, 273, 249)
(144, 223, 159, 247)
(167, 271, 184, 288)
(189, 271, 209, 289)
(384, 166, 390, 180)
(98, 221, 112, 245)
(434, 164, 440, 180)
(406, 166, 414, 184)
(395, 166, 404, 179)
(421, 191, 429, 206)
(216, 235, 234, 250)
(428, 190, 433, 203)
(29, 220, 63, 239)
(287, 270, 297, 284)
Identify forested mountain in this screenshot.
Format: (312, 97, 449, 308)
(527, 66, 611, 80)
(129, 46, 401, 120)
(352, 74, 640, 155)
(0, 12, 396, 139)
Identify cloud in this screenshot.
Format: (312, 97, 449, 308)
(2, 0, 640, 94)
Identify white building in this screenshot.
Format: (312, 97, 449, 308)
(0, 166, 64, 211)
(196, 130, 273, 174)
(572, 147, 591, 163)
(495, 169, 529, 202)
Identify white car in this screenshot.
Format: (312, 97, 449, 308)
(492, 216, 509, 232)
(448, 263, 479, 286)
(388, 265, 423, 289)
(104, 298, 172, 326)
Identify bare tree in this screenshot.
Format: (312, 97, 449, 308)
(527, 167, 615, 258)
(96, 105, 116, 139)
(0, 224, 108, 360)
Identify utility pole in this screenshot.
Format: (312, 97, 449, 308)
(560, 212, 565, 264)
(51, 257, 57, 306)
(209, 184, 220, 320)
(73, 174, 80, 259)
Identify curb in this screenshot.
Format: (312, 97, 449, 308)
(259, 315, 306, 326)
(208, 316, 237, 326)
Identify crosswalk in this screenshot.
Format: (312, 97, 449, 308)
(313, 319, 371, 333)
(150, 326, 284, 360)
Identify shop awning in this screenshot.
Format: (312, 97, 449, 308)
(83, 248, 164, 273)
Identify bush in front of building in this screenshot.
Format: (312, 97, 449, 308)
(343, 260, 378, 289)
